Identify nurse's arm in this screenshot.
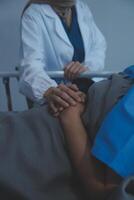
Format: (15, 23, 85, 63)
(19, 10, 58, 105)
(20, 11, 84, 107)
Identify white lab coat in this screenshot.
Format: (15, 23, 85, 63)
(19, 0, 106, 104)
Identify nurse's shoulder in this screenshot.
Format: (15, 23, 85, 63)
(76, 0, 93, 18)
(22, 3, 49, 20)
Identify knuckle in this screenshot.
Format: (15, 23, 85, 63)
(61, 92, 66, 99)
(72, 70, 76, 75)
(65, 87, 70, 93)
(66, 66, 70, 71)
(54, 88, 59, 95)
(55, 96, 60, 102)
(69, 69, 73, 73)
(66, 96, 72, 103)
(59, 83, 63, 88)
(73, 83, 77, 87)
(59, 90, 63, 96)
(74, 69, 79, 74)
(76, 61, 79, 65)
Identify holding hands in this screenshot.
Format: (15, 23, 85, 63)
(45, 83, 86, 117)
(59, 101, 85, 125)
(45, 61, 87, 117)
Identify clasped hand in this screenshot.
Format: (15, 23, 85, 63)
(45, 83, 86, 117)
(45, 61, 88, 117)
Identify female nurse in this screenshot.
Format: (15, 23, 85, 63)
(19, 0, 106, 113)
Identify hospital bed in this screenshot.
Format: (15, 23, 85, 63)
(0, 70, 134, 200)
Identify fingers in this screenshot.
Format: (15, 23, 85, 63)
(50, 101, 58, 113)
(66, 83, 79, 91)
(68, 62, 81, 80)
(52, 94, 70, 107)
(57, 88, 77, 106)
(49, 102, 64, 117)
(47, 87, 75, 108)
(51, 85, 84, 108)
(70, 64, 87, 79)
(48, 102, 59, 117)
(46, 83, 86, 117)
(78, 66, 88, 73)
(46, 86, 79, 112)
(58, 84, 81, 103)
(47, 89, 70, 108)
(64, 62, 74, 79)
(64, 62, 80, 80)
(48, 91, 86, 118)
(76, 91, 86, 103)
(64, 62, 74, 70)
(64, 62, 88, 80)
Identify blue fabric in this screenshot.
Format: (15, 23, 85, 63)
(122, 65, 134, 79)
(92, 66, 134, 178)
(60, 6, 85, 63)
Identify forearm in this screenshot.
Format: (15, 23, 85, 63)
(60, 116, 98, 190)
(19, 67, 57, 104)
(60, 116, 116, 199)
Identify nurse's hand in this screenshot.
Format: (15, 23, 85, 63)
(49, 91, 86, 117)
(44, 84, 85, 116)
(64, 61, 88, 80)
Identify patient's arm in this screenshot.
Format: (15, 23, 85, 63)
(59, 103, 117, 200)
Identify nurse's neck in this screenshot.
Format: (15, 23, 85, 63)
(53, 6, 73, 27)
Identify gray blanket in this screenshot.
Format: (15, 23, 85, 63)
(0, 74, 134, 200)
(83, 74, 134, 141)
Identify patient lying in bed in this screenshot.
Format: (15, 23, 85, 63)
(0, 66, 134, 200)
(57, 68, 134, 200)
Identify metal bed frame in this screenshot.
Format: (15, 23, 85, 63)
(0, 71, 114, 111)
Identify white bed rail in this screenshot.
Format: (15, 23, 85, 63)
(0, 70, 114, 111)
(0, 71, 114, 79)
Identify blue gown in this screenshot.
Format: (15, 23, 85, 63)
(92, 65, 134, 177)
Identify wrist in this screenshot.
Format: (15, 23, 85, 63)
(60, 113, 81, 126)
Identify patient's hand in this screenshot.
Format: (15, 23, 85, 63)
(59, 102, 85, 125)
(48, 84, 86, 117)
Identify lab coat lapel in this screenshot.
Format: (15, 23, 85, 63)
(43, 2, 89, 53)
(54, 17, 73, 48)
(54, 1, 89, 51)
(54, 1, 90, 63)
(43, 5, 73, 67)
(44, 5, 72, 48)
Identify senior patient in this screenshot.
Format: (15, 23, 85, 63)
(49, 65, 134, 200)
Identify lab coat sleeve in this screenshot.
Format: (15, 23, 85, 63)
(84, 6, 107, 72)
(19, 10, 57, 104)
